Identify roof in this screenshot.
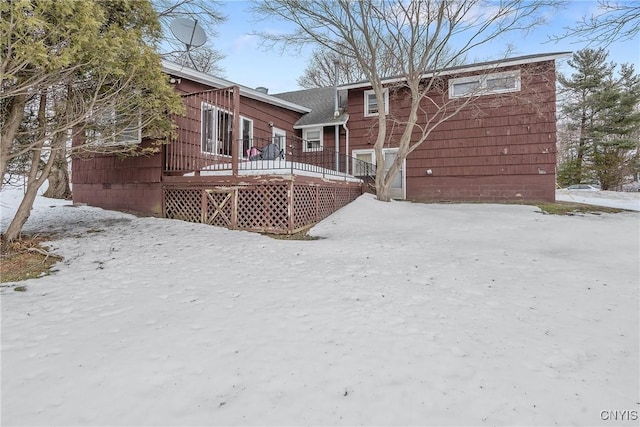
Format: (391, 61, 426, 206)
(274, 87, 349, 129)
(338, 51, 572, 90)
(161, 60, 311, 114)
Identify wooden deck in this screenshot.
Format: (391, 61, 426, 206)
(162, 174, 362, 234)
(159, 85, 368, 234)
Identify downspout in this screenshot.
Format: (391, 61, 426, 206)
(334, 60, 339, 172)
(343, 122, 350, 174)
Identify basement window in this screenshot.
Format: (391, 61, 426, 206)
(449, 70, 521, 98)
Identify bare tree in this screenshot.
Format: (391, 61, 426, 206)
(253, 0, 560, 201)
(164, 46, 225, 75)
(299, 38, 466, 89)
(154, 0, 227, 74)
(554, 1, 640, 46)
(298, 47, 368, 88)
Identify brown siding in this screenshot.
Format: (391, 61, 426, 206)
(172, 79, 302, 145)
(72, 77, 304, 216)
(346, 60, 558, 202)
(72, 139, 165, 215)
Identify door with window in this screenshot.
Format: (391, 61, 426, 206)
(383, 148, 405, 199)
(201, 103, 232, 156)
(352, 148, 405, 199)
(272, 128, 286, 160)
(240, 117, 253, 159)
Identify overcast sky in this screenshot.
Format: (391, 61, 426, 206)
(197, 1, 640, 94)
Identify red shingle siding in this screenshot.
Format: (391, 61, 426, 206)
(347, 60, 558, 202)
(72, 78, 305, 216)
(73, 183, 163, 215)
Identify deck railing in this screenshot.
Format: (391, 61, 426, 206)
(223, 137, 376, 180)
(163, 87, 375, 183)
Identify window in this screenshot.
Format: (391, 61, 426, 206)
(364, 89, 389, 117)
(86, 106, 141, 146)
(303, 127, 323, 152)
(449, 70, 520, 98)
(352, 150, 374, 176)
(201, 102, 233, 156)
(240, 117, 253, 158)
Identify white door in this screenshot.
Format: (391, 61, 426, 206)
(383, 148, 405, 199)
(272, 128, 286, 160)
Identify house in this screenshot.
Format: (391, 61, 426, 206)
(278, 52, 570, 202)
(71, 61, 365, 234)
(72, 52, 568, 232)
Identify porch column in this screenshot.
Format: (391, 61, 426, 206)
(231, 85, 240, 176)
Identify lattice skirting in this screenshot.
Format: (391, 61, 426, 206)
(163, 182, 362, 234)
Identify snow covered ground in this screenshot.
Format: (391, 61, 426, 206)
(2, 185, 639, 426)
(556, 188, 640, 211)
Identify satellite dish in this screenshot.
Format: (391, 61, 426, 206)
(170, 18, 207, 49)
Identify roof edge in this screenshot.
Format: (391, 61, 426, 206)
(293, 118, 349, 129)
(162, 60, 311, 113)
(338, 52, 572, 90)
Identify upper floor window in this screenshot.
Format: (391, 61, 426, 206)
(449, 70, 521, 98)
(303, 127, 323, 152)
(364, 88, 389, 117)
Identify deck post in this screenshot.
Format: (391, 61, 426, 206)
(231, 86, 240, 176)
(288, 181, 294, 233)
(231, 188, 238, 229)
(201, 189, 208, 223)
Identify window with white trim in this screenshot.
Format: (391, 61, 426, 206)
(364, 88, 389, 117)
(86, 106, 142, 146)
(240, 116, 253, 158)
(449, 70, 521, 98)
(202, 102, 233, 155)
(303, 127, 323, 152)
(352, 149, 375, 176)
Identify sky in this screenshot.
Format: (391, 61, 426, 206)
(1, 181, 638, 425)
(195, 0, 640, 94)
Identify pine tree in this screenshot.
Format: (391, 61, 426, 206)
(557, 49, 640, 189)
(1, 0, 183, 242)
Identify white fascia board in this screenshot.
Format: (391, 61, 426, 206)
(338, 52, 572, 90)
(293, 119, 349, 130)
(162, 60, 311, 114)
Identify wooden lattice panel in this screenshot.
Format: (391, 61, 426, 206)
(205, 190, 233, 227)
(164, 188, 202, 222)
(163, 180, 362, 234)
(317, 187, 336, 221)
(237, 184, 289, 232)
(292, 185, 316, 229)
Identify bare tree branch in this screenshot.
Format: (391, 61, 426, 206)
(252, 0, 562, 200)
(551, 1, 640, 46)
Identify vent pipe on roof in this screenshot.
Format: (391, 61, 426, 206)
(255, 86, 269, 94)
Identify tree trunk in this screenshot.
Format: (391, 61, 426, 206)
(0, 94, 28, 188)
(43, 148, 71, 199)
(2, 91, 57, 242)
(376, 174, 392, 202)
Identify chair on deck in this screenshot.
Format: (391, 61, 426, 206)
(247, 143, 284, 160)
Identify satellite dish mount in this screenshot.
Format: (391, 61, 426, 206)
(170, 18, 207, 71)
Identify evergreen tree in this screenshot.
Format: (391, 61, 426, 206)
(1, 0, 183, 242)
(557, 49, 640, 189)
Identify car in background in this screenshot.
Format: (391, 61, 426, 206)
(566, 184, 601, 191)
